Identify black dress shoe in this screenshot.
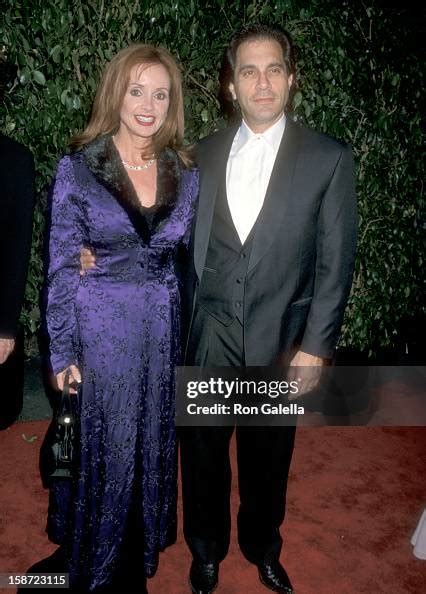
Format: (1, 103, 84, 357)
(17, 548, 69, 594)
(257, 559, 294, 593)
(26, 546, 68, 574)
(189, 561, 219, 594)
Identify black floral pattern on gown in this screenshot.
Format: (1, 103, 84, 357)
(46, 135, 198, 591)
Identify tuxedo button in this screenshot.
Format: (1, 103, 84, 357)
(235, 301, 242, 308)
(240, 252, 246, 259)
(236, 277, 243, 284)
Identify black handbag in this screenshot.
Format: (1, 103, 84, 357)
(47, 369, 78, 479)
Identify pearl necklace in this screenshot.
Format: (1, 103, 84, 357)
(112, 136, 156, 171)
(121, 158, 155, 171)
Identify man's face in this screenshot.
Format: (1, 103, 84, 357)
(229, 38, 293, 133)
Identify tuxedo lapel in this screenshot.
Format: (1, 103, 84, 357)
(247, 118, 302, 273)
(194, 126, 238, 279)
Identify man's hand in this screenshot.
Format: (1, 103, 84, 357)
(0, 338, 15, 364)
(288, 350, 324, 400)
(55, 364, 82, 394)
(80, 247, 96, 276)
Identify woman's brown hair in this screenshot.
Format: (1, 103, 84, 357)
(70, 43, 192, 166)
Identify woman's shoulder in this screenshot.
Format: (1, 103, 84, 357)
(54, 153, 73, 179)
(55, 150, 91, 184)
(52, 152, 95, 206)
(55, 150, 81, 167)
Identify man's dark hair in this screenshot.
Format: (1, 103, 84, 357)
(218, 23, 296, 121)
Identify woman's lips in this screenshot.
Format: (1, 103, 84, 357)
(134, 115, 156, 126)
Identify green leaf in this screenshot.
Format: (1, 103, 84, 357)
(5, 121, 16, 133)
(293, 91, 302, 109)
(302, 100, 311, 117)
(50, 45, 62, 63)
(72, 95, 81, 110)
(19, 68, 31, 85)
(33, 70, 46, 85)
(60, 88, 69, 105)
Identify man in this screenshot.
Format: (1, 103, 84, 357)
(180, 24, 357, 594)
(0, 55, 35, 429)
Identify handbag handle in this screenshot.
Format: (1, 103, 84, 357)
(57, 368, 75, 427)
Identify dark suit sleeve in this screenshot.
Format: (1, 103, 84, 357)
(300, 144, 357, 358)
(0, 148, 35, 338)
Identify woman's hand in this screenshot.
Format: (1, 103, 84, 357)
(80, 247, 96, 276)
(0, 338, 15, 364)
(55, 364, 82, 394)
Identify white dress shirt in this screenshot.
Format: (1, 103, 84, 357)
(226, 115, 286, 244)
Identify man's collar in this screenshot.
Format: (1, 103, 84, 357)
(234, 114, 286, 153)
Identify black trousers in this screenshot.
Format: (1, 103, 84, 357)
(180, 311, 296, 564)
(0, 328, 24, 430)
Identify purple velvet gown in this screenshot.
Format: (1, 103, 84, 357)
(46, 135, 198, 590)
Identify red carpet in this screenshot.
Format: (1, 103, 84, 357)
(1, 420, 425, 593)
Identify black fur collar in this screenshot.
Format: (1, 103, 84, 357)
(82, 134, 182, 240)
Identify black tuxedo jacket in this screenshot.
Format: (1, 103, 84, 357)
(0, 134, 35, 338)
(186, 118, 357, 364)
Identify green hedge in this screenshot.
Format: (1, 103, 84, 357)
(1, 0, 423, 355)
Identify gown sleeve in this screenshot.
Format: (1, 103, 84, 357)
(46, 155, 87, 374)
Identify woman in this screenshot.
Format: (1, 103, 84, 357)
(46, 44, 198, 592)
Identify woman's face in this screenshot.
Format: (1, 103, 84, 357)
(119, 63, 171, 145)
